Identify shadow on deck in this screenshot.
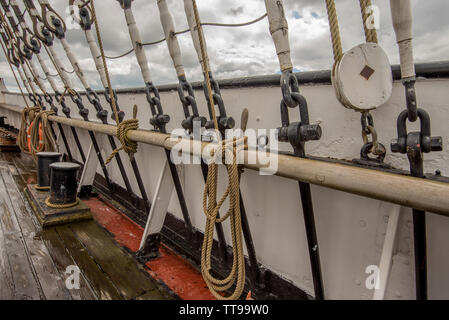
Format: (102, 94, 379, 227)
(0, 151, 172, 300)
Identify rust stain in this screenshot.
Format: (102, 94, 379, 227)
(84, 197, 215, 300)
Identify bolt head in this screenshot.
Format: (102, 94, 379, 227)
(391, 139, 401, 153)
(430, 136, 443, 152)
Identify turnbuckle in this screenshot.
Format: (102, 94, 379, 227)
(203, 72, 234, 132)
(404, 79, 418, 122)
(391, 108, 442, 157)
(277, 71, 321, 154)
(177, 76, 206, 133)
(145, 83, 170, 131)
(104, 88, 124, 122)
(69, 89, 90, 120)
(54, 91, 72, 118)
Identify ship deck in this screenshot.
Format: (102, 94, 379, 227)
(0, 151, 172, 300)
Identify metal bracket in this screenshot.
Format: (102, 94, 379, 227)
(77, 141, 98, 197)
(137, 160, 174, 261)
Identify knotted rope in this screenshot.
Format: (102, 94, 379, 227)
(325, 0, 378, 69)
(190, 0, 246, 300)
(105, 105, 139, 165)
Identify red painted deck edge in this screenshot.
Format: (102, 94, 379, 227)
(84, 197, 215, 300)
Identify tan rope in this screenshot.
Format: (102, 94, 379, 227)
(18, 106, 40, 153)
(191, 0, 246, 300)
(35, 185, 50, 191)
(0, 34, 29, 108)
(90, 0, 120, 126)
(324, 0, 343, 64)
(359, 0, 378, 44)
(90, 0, 140, 164)
(45, 196, 80, 209)
(325, 0, 379, 66)
(105, 105, 139, 165)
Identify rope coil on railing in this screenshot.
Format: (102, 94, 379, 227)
(105, 105, 139, 164)
(29, 109, 57, 157)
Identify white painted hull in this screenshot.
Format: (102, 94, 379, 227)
(1, 73, 449, 299)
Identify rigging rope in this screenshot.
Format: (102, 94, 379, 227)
(188, 0, 246, 300)
(0, 31, 29, 108)
(105, 12, 267, 60)
(28, 109, 58, 157)
(90, 0, 139, 162)
(324, 0, 384, 159)
(0, 6, 60, 158)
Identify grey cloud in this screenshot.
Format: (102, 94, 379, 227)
(1, 0, 448, 93)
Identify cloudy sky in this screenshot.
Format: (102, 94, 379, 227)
(0, 0, 448, 92)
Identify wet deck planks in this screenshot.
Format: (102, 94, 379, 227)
(0, 152, 168, 300)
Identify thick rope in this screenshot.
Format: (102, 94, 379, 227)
(105, 105, 139, 165)
(359, 0, 378, 44)
(324, 0, 343, 64)
(45, 197, 80, 209)
(325, 0, 379, 66)
(35, 185, 50, 191)
(190, 0, 246, 300)
(18, 106, 40, 153)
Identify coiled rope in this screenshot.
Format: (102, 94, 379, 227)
(45, 196, 80, 209)
(29, 109, 58, 157)
(190, 0, 246, 300)
(18, 106, 39, 153)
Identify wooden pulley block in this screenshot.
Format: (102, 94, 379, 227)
(332, 43, 392, 111)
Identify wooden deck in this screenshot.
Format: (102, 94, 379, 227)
(0, 151, 171, 300)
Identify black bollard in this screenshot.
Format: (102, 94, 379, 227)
(48, 162, 80, 205)
(37, 152, 62, 189)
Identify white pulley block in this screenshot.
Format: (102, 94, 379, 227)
(332, 43, 392, 111)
